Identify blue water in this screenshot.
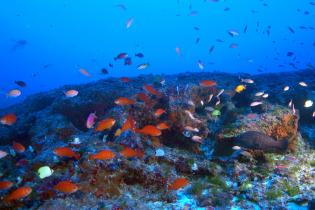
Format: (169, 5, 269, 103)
(0, 0, 314, 108)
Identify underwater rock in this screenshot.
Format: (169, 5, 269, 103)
(218, 104, 299, 152)
(0, 70, 315, 209)
(235, 131, 288, 152)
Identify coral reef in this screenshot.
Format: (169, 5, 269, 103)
(0, 70, 314, 209)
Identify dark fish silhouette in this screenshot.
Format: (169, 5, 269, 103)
(14, 81, 27, 87)
(244, 25, 248, 33)
(11, 40, 28, 51)
(135, 53, 144, 58)
(235, 131, 288, 152)
(288, 26, 295, 34)
(101, 68, 108, 74)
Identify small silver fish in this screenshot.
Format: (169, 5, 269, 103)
(304, 100, 313, 108)
(217, 89, 224, 97)
(184, 126, 199, 133)
(232, 146, 241, 150)
(208, 94, 214, 102)
(299, 81, 307, 87)
(250, 101, 263, 107)
(241, 78, 254, 84)
(288, 99, 293, 108)
(283, 86, 289, 91)
(292, 104, 296, 115)
(255, 92, 264, 97)
(191, 135, 203, 143)
(205, 106, 214, 112)
(188, 100, 195, 106)
(197, 60, 204, 70)
(312, 111, 315, 117)
(200, 100, 204, 106)
(262, 93, 269, 98)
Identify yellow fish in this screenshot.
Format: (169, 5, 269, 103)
(235, 85, 246, 93)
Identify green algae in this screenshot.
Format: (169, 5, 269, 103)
(266, 188, 283, 200)
(207, 175, 227, 191)
(239, 180, 252, 192)
(190, 180, 205, 196)
(282, 180, 300, 197)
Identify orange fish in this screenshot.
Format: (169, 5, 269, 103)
(136, 125, 161, 137)
(154, 108, 166, 117)
(7, 89, 21, 98)
(120, 147, 144, 158)
(120, 77, 131, 83)
(95, 118, 116, 132)
(0, 181, 13, 190)
(53, 147, 80, 160)
(65, 89, 79, 97)
(143, 85, 161, 96)
(4, 187, 32, 202)
(115, 97, 135, 106)
(0, 113, 17, 126)
(54, 181, 78, 194)
(121, 115, 136, 132)
(137, 92, 151, 104)
(157, 122, 170, 130)
(199, 80, 217, 87)
(151, 137, 162, 148)
(114, 129, 122, 137)
(13, 142, 25, 153)
(168, 178, 189, 190)
(79, 68, 92, 77)
(89, 150, 116, 160)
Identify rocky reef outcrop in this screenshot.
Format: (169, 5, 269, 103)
(0, 70, 314, 209)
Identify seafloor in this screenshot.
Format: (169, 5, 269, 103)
(0, 69, 314, 209)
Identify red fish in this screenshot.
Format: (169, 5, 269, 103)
(168, 178, 189, 190)
(137, 92, 150, 103)
(121, 115, 136, 132)
(120, 147, 144, 158)
(0, 181, 13, 190)
(114, 53, 128, 60)
(13, 142, 25, 153)
(65, 90, 79, 98)
(115, 97, 135, 105)
(136, 125, 161, 137)
(120, 77, 131, 83)
(89, 150, 116, 160)
(4, 187, 32, 202)
(143, 85, 161, 96)
(0, 113, 17, 126)
(199, 80, 217, 87)
(7, 89, 21, 98)
(53, 147, 80, 160)
(154, 108, 166, 117)
(157, 122, 170, 130)
(54, 181, 78, 194)
(79, 68, 92, 77)
(86, 112, 97, 129)
(95, 118, 116, 132)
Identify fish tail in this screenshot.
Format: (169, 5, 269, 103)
(88, 155, 94, 160)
